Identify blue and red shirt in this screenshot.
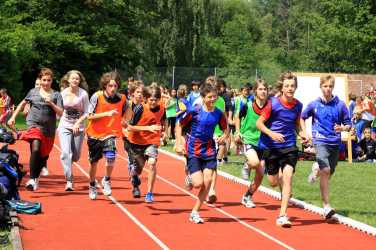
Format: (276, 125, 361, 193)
(259, 97, 302, 149)
(301, 96, 351, 146)
(179, 104, 227, 159)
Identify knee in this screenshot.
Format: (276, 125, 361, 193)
(192, 180, 204, 189)
(247, 159, 260, 169)
(320, 167, 331, 176)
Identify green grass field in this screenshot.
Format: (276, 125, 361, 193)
(161, 143, 376, 227)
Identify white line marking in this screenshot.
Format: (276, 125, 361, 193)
(116, 153, 295, 250)
(53, 144, 170, 250)
(159, 149, 376, 237)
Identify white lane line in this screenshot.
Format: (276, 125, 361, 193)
(116, 153, 295, 250)
(53, 144, 170, 250)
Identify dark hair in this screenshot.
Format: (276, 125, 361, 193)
(200, 83, 217, 97)
(99, 71, 121, 90)
(276, 71, 297, 91)
(349, 93, 356, 101)
(147, 86, 161, 99)
(216, 78, 226, 88)
(191, 80, 200, 86)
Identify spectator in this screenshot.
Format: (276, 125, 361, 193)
(357, 127, 376, 163)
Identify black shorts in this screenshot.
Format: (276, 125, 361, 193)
(264, 147, 298, 176)
(125, 138, 158, 169)
(243, 144, 264, 160)
(87, 137, 117, 163)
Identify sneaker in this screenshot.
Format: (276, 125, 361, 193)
(308, 162, 320, 184)
(41, 167, 49, 176)
(276, 215, 292, 228)
(89, 185, 97, 200)
(217, 160, 223, 166)
(207, 194, 217, 204)
(184, 175, 193, 191)
(241, 162, 250, 180)
(25, 178, 38, 191)
(189, 211, 204, 224)
(241, 194, 256, 208)
(132, 186, 141, 198)
(223, 157, 228, 164)
(145, 192, 154, 203)
(101, 177, 112, 196)
(323, 206, 336, 220)
(65, 181, 74, 191)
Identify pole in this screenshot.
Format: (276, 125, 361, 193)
(214, 67, 217, 77)
(172, 66, 175, 89)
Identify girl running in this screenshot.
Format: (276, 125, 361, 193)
(235, 79, 270, 208)
(8, 68, 63, 191)
(176, 83, 228, 224)
(256, 72, 308, 228)
(58, 70, 90, 191)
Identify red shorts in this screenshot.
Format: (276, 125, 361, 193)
(20, 127, 55, 157)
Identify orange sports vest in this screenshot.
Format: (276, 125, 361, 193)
(86, 91, 126, 139)
(128, 103, 165, 146)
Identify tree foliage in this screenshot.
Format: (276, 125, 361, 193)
(0, 0, 375, 99)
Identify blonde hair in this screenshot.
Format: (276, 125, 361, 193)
(177, 84, 188, 98)
(61, 70, 89, 91)
(320, 75, 335, 87)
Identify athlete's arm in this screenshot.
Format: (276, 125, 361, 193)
(256, 115, 285, 143)
(7, 99, 27, 128)
(174, 122, 186, 155)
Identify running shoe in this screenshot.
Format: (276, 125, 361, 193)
(241, 194, 256, 208)
(145, 192, 154, 203)
(132, 186, 141, 198)
(276, 215, 292, 228)
(184, 175, 193, 191)
(89, 185, 97, 200)
(241, 162, 250, 180)
(308, 162, 320, 184)
(41, 167, 49, 177)
(25, 178, 38, 191)
(101, 177, 112, 196)
(65, 181, 74, 191)
(189, 211, 204, 224)
(323, 206, 336, 220)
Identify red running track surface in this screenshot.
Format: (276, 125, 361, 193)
(10, 138, 376, 250)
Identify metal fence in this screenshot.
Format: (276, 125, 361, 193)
(118, 66, 282, 89)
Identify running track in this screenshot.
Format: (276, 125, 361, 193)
(10, 139, 376, 250)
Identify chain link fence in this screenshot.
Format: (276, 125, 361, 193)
(118, 66, 282, 90)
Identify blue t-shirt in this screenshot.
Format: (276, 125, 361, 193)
(259, 97, 302, 149)
(179, 104, 227, 159)
(187, 92, 200, 107)
(301, 96, 351, 146)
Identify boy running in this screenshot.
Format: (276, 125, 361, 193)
(302, 75, 351, 219)
(175, 83, 228, 224)
(235, 79, 270, 208)
(127, 86, 166, 203)
(86, 71, 127, 200)
(256, 72, 308, 228)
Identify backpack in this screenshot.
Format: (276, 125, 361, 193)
(6, 200, 42, 214)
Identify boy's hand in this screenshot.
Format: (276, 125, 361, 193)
(149, 124, 161, 133)
(107, 109, 118, 117)
(270, 131, 285, 143)
(7, 118, 15, 127)
(234, 134, 242, 145)
(175, 142, 186, 155)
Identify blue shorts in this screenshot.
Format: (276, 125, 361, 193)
(187, 157, 217, 175)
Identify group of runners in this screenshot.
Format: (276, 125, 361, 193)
(6, 68, 351, 228)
